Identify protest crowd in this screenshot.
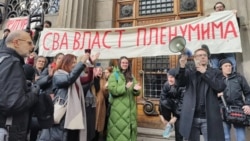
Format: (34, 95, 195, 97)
(0, 1, 250, 141)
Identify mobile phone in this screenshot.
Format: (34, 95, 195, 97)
(85, 49, 91, 54)
(84, 49, 93, 64)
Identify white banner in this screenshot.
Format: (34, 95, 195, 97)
(39, 11, 241, 59)
(5, 16, 42, 31)
(5, 17, 29, 31)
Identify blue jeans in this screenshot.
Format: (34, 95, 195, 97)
(223, 122, 246, 141)
(187, 118, 208, 141)
(210, 53, 236, 72)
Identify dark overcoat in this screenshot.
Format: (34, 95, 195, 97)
(178, 67, 226, 141)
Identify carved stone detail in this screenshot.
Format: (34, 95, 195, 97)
(120, 4, 133, 18)
(180, 0, 196, 12)
(119, 22, 132, 27)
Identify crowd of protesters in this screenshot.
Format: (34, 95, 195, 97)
(0, 18, 142, 141)
(0, 1, 250, 141)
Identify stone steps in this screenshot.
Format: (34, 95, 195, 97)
(137, 127, 205, 141)
(137, 127, 175, 141)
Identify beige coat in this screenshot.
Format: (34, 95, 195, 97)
(91, 78, 108, 132)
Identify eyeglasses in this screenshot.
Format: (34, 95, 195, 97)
(195, 54, 207, 58)
(215, 5, 224, 9)
(17, 39, 34, 46)
(121, 62, 129, 64)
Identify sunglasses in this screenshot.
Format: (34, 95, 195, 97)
(17, 39, 34, 46)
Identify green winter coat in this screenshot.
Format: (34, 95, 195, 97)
(107, 69, 140, 141)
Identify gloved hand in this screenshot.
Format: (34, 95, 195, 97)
(34, 25, 43, 31)
(31, 84, 40, 95)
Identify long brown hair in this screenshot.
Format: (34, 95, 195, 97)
(105, 66, 113, 74)
(54, 53, 64, 61)
(118, 56, 133, 82)
(56, 54, 76, 72)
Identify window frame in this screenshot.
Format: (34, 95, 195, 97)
(114, 0, 203, 100)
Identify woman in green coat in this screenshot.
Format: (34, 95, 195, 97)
(107, 56, 141, 141)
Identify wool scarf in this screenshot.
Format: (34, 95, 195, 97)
(56, 69, 87, 141)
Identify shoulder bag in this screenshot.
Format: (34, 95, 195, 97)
(220, 95, 250, 126)
(53, 97, 68, 124)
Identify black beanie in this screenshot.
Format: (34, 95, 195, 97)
(219, 59, 232, 68)
(168, 68, 178, 77)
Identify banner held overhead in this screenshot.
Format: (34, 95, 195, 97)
(38, 11, 241, 59)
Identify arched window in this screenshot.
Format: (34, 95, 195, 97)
(3, 0, 60, 19)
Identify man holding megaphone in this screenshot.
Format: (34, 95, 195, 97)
(169, 36, 196, 71)
(177, 48, 226, 141)
(169, 36, 193, 58)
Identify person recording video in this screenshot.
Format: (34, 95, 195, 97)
(218, 59, 250, 141)
(84, 49, 93, 64)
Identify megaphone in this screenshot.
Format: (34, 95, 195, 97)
(169, 36, 192, 57)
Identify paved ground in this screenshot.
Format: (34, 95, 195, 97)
(137, 127, 204, 141)
(137, 127, 176, 141)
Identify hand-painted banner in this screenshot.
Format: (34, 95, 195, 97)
(39, 11, 241, 59)
(5, 17, 29, 31)
(5, 16, 41, 31)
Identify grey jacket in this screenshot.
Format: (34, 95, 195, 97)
(38, 62, 86, 141)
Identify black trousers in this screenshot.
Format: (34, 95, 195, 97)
(29, 117, 41, 141)
(67, 129, 79, 141)
(160, 105, 183, 141)
(174, 119, 183, 141)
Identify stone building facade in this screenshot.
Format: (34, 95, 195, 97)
(0, 0, 249, 80)
(0, 0, 249, 139)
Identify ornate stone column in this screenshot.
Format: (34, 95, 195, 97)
(57, 0, 96, 28)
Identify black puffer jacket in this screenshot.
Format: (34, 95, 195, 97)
(159, 81, 184, 119)
(222, 72, 250, 106)
(0, 48, 38, 141)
